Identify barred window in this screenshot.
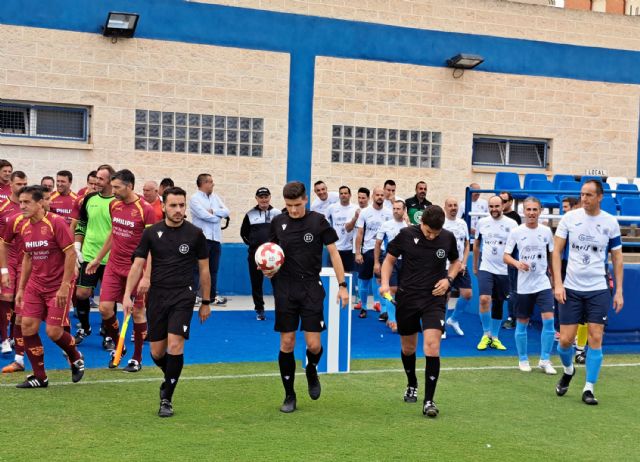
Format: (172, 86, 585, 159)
(0, 102, 88, 141)
(331, 125, 441, 168)
(135, 110, 264, 157)
(472, 136, 549, 169)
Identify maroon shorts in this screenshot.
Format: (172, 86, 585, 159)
(0, 263, 21, 297)
(100, 263, 144, 308)
(21, 281, 75, 327)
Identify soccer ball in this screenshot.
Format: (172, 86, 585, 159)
(254, 242, 285, 273)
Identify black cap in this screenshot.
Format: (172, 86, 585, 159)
(255, 187, 270, 197)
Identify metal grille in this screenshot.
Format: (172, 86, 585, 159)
(472, 137, 548, 168)
(0, 103, 87, 141)
(331, 125, 441, 168)
(135, 110, 264, 157)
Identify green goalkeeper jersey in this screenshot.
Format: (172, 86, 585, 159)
(75, 192, 115, 264)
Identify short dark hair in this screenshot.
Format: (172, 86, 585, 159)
(87, 170, 98, 182)
(394, 199, 406, 209)
(41, 175, 54, 184)
(111, 169, 135, 187)
(384, 179, 396, 187)
(338, 185, 351, 195)
(283, 181, 306, 200)
(0, 159, 13, 170)
(421, 205, 445, 229)
(97, 164, 116, 176)
(584, 179, 604, 195)
(57, 170, 73, 182)
(313, 180, 325, 188)
(196, 173, 211, 187)
(357, 187, 370, 197)
(18, 185, 45, 202)
(562, 196, 579, 208)
(162, 186, 186, 203)
(415, 181, 427, 189)
(499, 191, 513, 201)
(10, 171, 26, 181)
(160, 177, 174, 188)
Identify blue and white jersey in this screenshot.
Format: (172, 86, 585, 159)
(443, 217, 469, 270)
(376, 219, 407, 256)
(356, 206, 392, 252)
(458, 198, 488, 244)
(310, 191, 339, 217)
(326, 202, 358, 251)
(555, 208, 621, 292)
(476, 215, 518, 275)
(504, 224, 554, 294)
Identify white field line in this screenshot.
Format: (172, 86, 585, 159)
(1, 362, 639, 388)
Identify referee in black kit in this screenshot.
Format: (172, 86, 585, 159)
(123, 187, 211, 418)
(379, 205, 460, 418)
(263, 181, 349, 413)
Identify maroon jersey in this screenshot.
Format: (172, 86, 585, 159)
(0, 213, 28, 269)
(0, 183, 11, 202)
(49, 191, 78, 224)
(21, 212, 74, 292)
(0, 198, 21, 236)
(108, 198, 156, 270)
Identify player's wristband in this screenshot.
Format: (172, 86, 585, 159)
(338, 282, 347, 288)
(446, 276, 454, 286)
(201, 299, 211, 305)
(0, 268, 8, 275)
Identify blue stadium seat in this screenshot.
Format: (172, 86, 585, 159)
(557, 181, 581, 199)
(552, 174, 575, 189)
(529, 179, 559, 208)
(523, 173, 548, 191)
(580, 175, 604, 185)
(600, 197, 618, 215)
(494, 172, 524, 198)
(620, 197, 640, 226)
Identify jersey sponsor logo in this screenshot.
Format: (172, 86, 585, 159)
(25, 240, 48, 249)
(413, 210, 423, 222)
(157, 231, 163, 238)
(303, 233, 314, 243)
(282, 224, 287, 230)
(578, 234, 595, 242)
(178, 244, 189, 254)
(582, 254, 590, 264)
(113, 217, 135, 228)
(436, 249, 445, 258)
(53, 208, 72, 214)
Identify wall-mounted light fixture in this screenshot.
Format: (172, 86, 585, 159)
(102, 12, 139, 42)
(446, 53, 484, 78)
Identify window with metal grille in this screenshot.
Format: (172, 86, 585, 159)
(331, 125, 441, 168)
(472, 136, 549, 169)
(0, 102, 89, 141)
(134, 110, 264, 157)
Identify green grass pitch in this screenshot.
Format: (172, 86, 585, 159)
(1, 355, 639, 461)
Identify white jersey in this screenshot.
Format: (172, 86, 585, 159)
(352, 206, 367, 254)
(476, 215, 518, 275)
(458, 198, 488, 243)
(443, 217, 469, 269)
(383, 199, 394, 211)
(504, 224, 554, 294)
(310, 191, 339, 217)
(376, 219, 407, 254)
(326, 202, 357, 251)
(356, 206, 392, 252)
(555, 208, 621, 292)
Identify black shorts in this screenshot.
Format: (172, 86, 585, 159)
(77, 262, 105, 289)
(452, 270, 472, 290)
(355, 249, 375, 280)
(395, 288, 446, 336)
(515, 289, 554, 319)
(338, 250, 355, 273)
(146, 286, 196, 341)
(273, 277, 326, 333)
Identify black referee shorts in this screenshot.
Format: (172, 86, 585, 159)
(76, 262, 105, 289)
(147, 286, 196, 342)
(395, 287, 446, 336)
(272, 277, 326, 333)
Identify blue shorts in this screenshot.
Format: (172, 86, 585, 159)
(477, 270, 509, 300)
(515, 289, 554, 319)
(559, 288, 611, 326)
(356, 249, 375, 280)
(452, 270, 472, 290)
(379, 253, 401, 287)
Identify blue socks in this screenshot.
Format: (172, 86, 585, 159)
(358, 279, 370, 309)
(557, 344, 575, 372)
(385, 298, 396, 323)
(540, 318, 555, 361)
(491, 318, 502, 339)
(480, 311, 492, 335)
(515, 321, 528, 361)
(449, 298, 467, 322)
(586, 348, 603, 384)
(371, 278, 383, 306)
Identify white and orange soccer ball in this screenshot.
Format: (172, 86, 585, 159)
(254, 242, 285, 273)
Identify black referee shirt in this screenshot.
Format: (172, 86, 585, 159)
(386, 225, 458, 292)
(269, 210, 338, 280)
(133, 220, 208, 289)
